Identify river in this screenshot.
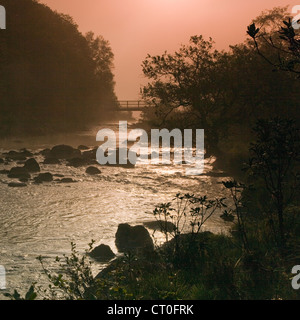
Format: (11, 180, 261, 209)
(0, 119, 233, 296)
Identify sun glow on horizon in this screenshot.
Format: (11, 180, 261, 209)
(40, 0, 294, 99)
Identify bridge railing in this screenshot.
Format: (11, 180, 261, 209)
(118, 100, 150, 110)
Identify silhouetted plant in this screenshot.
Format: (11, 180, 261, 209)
(36, 241, 98, 300)
(222, 180, 249, 252)
(152, 193, 226, 256)
(3, 285, 37, 301)
(247, 16, 300, 75)
(247, 118, 300, 247)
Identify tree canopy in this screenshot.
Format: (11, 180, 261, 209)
(141, 7, 300, 161)
(0, 0, 118, 135)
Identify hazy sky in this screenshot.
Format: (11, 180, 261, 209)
(40, 0, 294, 100)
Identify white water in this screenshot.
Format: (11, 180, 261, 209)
(0, 120, 233, 296)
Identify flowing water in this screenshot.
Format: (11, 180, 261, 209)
(0, 119, 233, 296)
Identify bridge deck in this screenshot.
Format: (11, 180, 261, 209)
(116, 100, 152, 111)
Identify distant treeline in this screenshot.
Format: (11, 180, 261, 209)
(0, 0, 118, 136)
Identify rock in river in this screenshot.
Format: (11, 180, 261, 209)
(78, 145, 89, 151)
(49, 145, 81, 160)
(67, 157, 87, 167)
(34, 172, 53, 183)
(58, 178, 77, 183)
(8, 182, 27, 188)
(8, 167, 31, 180)
(89, 244, 115, 262)
(24, 158, 40, 172)
(43, 157, 61, 165)
(86, 166, 101, 175)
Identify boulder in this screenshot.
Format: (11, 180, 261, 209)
(24, 158, 40, 172)
(86, 166, 101, 175)
(5, 149, 33, 160)
(39, 148, 51, 157)
(82, 148, 97, 160)
(8, 182, 27, 188)
(0, 158, 4, 164)
(67, 158, 87, 167)
(99, 148, 136, 168)
(8, 167, 31, 180)
(19, 149, 33, 157)
(34, 172, 53, 183)
(49, 145, 81, 160)
(115, 223, 154, 253)
(5, 151, 26, 161)
(0, 169, 9, 174)
(78, 145, 89, 151)
(89, 244, 115, 262)
(43, 158, 61, 165)
(59, 178, 77, 183)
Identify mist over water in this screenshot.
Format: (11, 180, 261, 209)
(0, 119, 232, 294)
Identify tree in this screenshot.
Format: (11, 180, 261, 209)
(0, 0, 118, 135)
(85, 32, 118, 112)
(142, 35, 227, 156)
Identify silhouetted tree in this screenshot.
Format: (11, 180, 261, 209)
(85, 32, 118, 113)
(142, 7, 300, 165)
(248, 118, 300, 247)
(0, 0, 117, 135)
(142, 35, 226, 156)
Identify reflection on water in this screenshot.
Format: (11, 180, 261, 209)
(0, 121, 233, 295)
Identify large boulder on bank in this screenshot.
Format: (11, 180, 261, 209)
(49, 145, 81, 160)
(89, 244, 116, 262)
(115, 223, 154, 253)
(8, 167, 31, 180)
(24, 158, 40, 172)
(86, 166, 101, 175)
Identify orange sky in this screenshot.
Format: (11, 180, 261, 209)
(40, 0, 294, 100)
